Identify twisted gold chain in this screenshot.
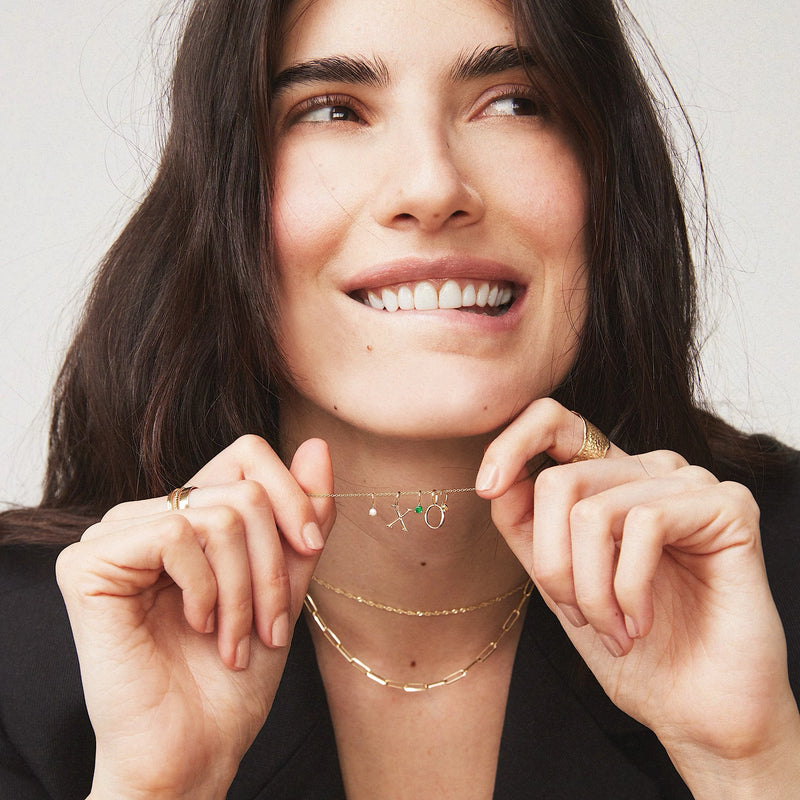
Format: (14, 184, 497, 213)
(304, 579, 533, 692)
(310, 575, 530, 616)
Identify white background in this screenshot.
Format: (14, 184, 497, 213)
(2, 0, 798, 506)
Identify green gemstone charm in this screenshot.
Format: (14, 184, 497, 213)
(415, 505, 423, 513)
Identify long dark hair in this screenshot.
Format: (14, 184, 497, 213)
(0, 0, 784, 545)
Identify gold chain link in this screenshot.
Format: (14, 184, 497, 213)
(304, 579, 533, 692)
(310, 575, 530, 616)
(307, 487, 477, 499)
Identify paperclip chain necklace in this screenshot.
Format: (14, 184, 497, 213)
(304, 579, 533, 692)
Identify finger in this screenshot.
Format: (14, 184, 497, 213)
(192, 435, 332, 556)
(288, 438, 336, 540)
(57, 515, 218, 636)
(103, 436, 332, 558)
(476, 398, 625, 499)
(178, 482, 291, 651)
(285, 439, 336, 598)
(535, 460, 715, 650)
(169, 505, 259, 670)
(614, 478, 760, 639)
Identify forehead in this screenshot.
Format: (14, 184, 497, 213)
(279, 0, 515, 68)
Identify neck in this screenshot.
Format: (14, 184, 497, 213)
(280, 394, 526, 609)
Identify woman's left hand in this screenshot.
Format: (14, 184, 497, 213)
(477, 398, 800, 796)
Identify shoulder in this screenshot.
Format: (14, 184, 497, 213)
(751, 447, 800, 577)
(749, 448, 800, 697)
(0, 543, 61, 591)
(0, 544, 95, 799)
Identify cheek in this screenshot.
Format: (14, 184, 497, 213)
(272, 145, 362, 270)
(510, 155, 588, 254)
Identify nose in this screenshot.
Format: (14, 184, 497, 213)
(371, 126, 484, 232)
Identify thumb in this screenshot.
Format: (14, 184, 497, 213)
(284, 439, 336, 599)
(289, 438, 336, 535)
(489, 473, 536, 575)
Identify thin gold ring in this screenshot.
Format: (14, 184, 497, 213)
(167, 486, 196, 511)
(569, 412, 611, 462)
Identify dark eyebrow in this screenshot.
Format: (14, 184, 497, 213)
(449, 44, 538, 82)
(271, 55, 390, 97)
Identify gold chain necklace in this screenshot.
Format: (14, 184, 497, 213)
(307, 487, 477, 530)
(304, 579, 533, 692)
(311, 575, 530, 616)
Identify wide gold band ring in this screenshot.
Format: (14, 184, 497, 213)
(167, 486, 196, 511)
(569, 413, 611, 462)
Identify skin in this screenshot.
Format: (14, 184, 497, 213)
(54, 0, 800, 797)
(272, 0, 589, 439)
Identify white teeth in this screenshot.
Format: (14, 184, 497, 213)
(438, 280, 462, 309)
(461, 283, 476, 307)
(363, 280, 514, 312)
(397, 285, 415, 310)
(381, 287, 399, 312)
(413, 281, 438, 310)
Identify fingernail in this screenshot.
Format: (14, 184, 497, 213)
(599, 633, 625, 658)
(624, 614, 640, 639)
(272, 612, 290, 648)
(235, 636, 251, 670)
(204, 610, 216, 634)
(476, 462, 499, 493)
(302, 522, 325, 551)
(557, 603, 588, 628)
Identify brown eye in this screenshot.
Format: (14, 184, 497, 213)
(297, 102, 362, 124)
(483, 94, 542, 117)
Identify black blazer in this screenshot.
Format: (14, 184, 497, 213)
(2, 455, 798, 799)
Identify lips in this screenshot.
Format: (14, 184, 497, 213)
(352, 278, 518, 315)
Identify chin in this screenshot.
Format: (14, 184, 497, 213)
(330, 382, 535, 441)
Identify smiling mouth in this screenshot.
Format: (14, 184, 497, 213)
(351, 279, 519, 316)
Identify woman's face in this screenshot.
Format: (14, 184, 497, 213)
(271, 0, 589, 439)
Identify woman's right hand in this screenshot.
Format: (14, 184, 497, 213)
(56, 435, 335, 800)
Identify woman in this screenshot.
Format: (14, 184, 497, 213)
(1, 0, 798, 797)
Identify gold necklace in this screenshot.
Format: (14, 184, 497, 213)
(304, 579, 533, 692)
(311, 575, 530, 616)
(307, 487, 477, 530)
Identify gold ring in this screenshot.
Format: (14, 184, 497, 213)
(569, 413, 610, 462)
(167, 486, 196, 511)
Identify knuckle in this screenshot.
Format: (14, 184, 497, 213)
(625, 503, 665, 533)
(55, 543, 81, 584)
(219, 593, 255, 625)
(160, 514, 195, 546)
(643, 449, 688, 474)
(204, 505, 245, 535)
(80, 521, 104, 541)
(720, 481, 760, 518)
(569, 496, 612, 532)
(538, 397, 563, 425)
(533, 465, 570, 502)
(233, 434, 270, 458)
(612, 570, 643, 607)
(677, 464, 716, 485)
(531, 557, 572, 596)
(232, 479, 271, 510)
(571, 586, 609, 619)
(101, 500, 137, 522)
(266, 567, 291, 593)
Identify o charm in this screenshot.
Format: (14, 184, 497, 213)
(424, 502, 447, 530)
